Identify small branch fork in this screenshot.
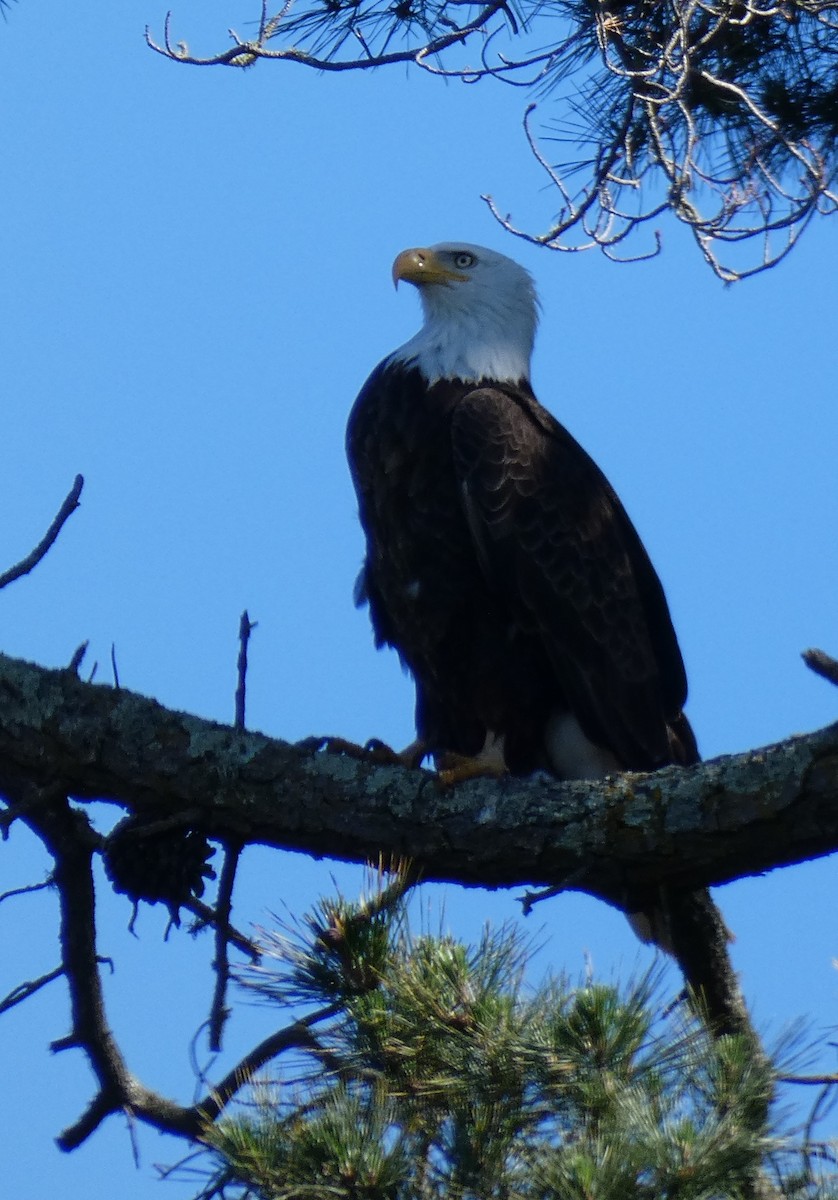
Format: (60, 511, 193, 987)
(186, 897, 260, 961)
(8, 778, 338, 1150)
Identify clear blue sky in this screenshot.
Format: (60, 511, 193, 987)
(1, 2, 836, 1196)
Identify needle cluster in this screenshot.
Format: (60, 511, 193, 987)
(204, 874, 836, 1200)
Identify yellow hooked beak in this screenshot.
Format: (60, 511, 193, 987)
(392, 247, 469, 289)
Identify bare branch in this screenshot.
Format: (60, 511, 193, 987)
(0, 781, 60, 836)
(0, 965, 65, 1015)
(803, 648, 838, 689)
(780, 1075, 838, 1086)
(207, 842, 241, 1053)
(234, 610, 255, 731)
(185, 897, 261, 961)
(206, 610, 258, 1049)
(146, 1, 838, 279)
(7, 776, 334, 1151)
(197, 1005, 340, 1125)
(145, 1, 511, 73)
(0, 475, 83, 591)
(67, 641, 89, 675)
(0, 877, 53, 905)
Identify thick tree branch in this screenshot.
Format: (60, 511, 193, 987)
(2, 654, 815, 1159)
(0, 652, 835, 912)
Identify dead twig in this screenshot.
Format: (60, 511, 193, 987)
(185, 897, 261, 961)
(207, 841, 241, 1053)
(206, 611, 258, 1050)
(234, 610, 256, 729)
(68, 641, 89, 675)
(0, 475, 84, 590)
(0, 877, 53, 905)
(780, 1074, 838, 1086)
(0, 966, 66, 1015)
(803, 648, 838, 689)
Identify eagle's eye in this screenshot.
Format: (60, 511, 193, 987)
(453, 252, 476, 270)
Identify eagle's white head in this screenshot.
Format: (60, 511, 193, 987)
(389, 242, 539, 386)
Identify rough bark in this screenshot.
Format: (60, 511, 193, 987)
(2, 649, 825, 1166)
(0, 651, 835, 915)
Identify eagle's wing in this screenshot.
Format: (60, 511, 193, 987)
(450, 385, 694, 769)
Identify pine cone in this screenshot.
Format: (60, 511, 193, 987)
(103, 815, 216, 921)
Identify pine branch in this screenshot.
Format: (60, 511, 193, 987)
(145, 1, 838, 279)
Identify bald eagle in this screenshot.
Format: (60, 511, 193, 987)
(347, 243, 698, 789)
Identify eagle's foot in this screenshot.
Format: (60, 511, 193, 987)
(362, 738, 428, 769)
(435, 751, 508, 790)
(300, 735, 427, 769)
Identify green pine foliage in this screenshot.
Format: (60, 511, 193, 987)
(203, 873, 838, 1200)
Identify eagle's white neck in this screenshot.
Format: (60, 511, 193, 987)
(390, 264, 538, 386)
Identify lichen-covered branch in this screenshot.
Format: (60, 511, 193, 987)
(0, 652, 835, 908)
